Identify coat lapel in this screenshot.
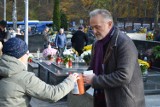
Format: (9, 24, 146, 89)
(103, 44, 114, 64)
(103, 28, 119, 64)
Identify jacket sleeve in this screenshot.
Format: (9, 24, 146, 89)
(84, 33, 88, 46)
(71, 34, 74, 43)
(55, 34, 58, 47)
(71, 35, 75, 47)
(64, 34, 67, 46)
(22, 73, 74, 102)
(92, 37, 138, 89)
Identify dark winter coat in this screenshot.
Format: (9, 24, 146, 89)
(90, 27, 145, 107)
(71, 30, 88, 51)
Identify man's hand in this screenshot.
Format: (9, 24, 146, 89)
(83, 73, 95, 85)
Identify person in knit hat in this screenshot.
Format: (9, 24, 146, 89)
(2, 37, 28, 59)
(0, 37, 79, 107)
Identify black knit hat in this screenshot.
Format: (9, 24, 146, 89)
(2, 37, 28, 58)
(78, 26, 84, 30)
(0, 20, 7, 28)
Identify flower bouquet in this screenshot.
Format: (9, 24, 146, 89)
(63, 54, 73, 64)
(81, 50, 91, 65)
(28, 53, 34, 62)
(62, 54, 74, 68)
(146, 32, 154, 40)
(42, 46, 57, 60)
(152, 45, 160, 59)
(138, 59, 150, 75)
(83, 45, 92, 51)
(62, 50, 74, 68)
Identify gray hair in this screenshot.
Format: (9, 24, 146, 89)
(59, 28, 64, 31)
(89, 9, 113, 21)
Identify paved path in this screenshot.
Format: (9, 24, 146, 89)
(145, 95, 160, 107)
(30, 98, 67, 107)
(30, 95, 160, 107)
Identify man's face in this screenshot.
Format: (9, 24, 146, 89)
(45, 28, 49, 32)
(18, 50, 29, 70)
(60, 29, 64, 34)
(20, 51, 29, 65)
(90, 14, 113, 40)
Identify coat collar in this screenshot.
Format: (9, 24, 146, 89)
(103, 27, 120, 64)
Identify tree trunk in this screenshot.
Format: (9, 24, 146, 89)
(112, 0, 117, 25)
(154, 0, 159, 29)
(137, 0, 140, 17)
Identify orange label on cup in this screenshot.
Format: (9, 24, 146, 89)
(72, 74, 85, 95)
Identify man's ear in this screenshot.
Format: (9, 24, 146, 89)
(108, 21, 113, 28)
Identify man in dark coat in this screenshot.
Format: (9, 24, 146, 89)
(83, 9, 145, 107)
(0, 20, 7, 44)
(71, 26, 88, 56)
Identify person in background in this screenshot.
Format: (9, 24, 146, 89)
(154, 29, 160, 41)
(43, 27, 50, 49)
(87, 27, 96, 45)
(0, 20, 7, 44)
(28, 26, 32, 36)
(83, 9, 145, 107)
(55, 28, 66, 56)
(71, 26, 88, 56)
(0, 37, 79, 107)
(7, 27, 17, 40)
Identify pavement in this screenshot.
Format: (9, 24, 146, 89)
(145, 95, 160, 107)
(30, 98, 68, 107)
(29, 95, 160, 107)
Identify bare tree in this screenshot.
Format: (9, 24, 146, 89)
(0, 1, 3, 8)
(38, 0, 41, 6)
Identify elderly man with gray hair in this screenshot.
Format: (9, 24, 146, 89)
(83, 9, 145, 107)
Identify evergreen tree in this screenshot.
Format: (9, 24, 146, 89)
(61, 12, 68, 30)
(53, 0, 60, 31)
